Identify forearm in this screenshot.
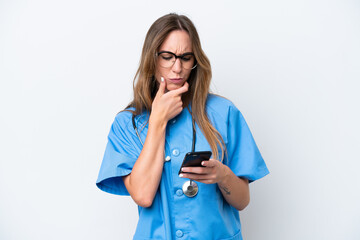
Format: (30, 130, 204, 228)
(123, 118, 167, 207)
(123, 80, 188, 207)
(217, 165, 250, 211)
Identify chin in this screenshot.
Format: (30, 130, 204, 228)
(166, 83, 184, 91)
(166, 84, 182, 91)
(166, 86, 178, 91)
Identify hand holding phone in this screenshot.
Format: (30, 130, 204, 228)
(178, 151, 212, 175)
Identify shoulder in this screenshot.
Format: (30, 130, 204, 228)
(206, 94, 240, 119)
(113, 109, 134, 128)
(206, 94, 235, 107)
(113, 108, 149, 132)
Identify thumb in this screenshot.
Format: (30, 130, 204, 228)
(156, 77, 166, 97)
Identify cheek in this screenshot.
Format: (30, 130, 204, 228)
(155, 67, 168, 83)
(183, 70, 192, 81)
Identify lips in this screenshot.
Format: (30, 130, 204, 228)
(169, 78, 183, 84)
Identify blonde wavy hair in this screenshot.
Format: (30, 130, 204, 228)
(126, 13, 225, 161)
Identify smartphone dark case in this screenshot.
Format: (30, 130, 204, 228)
(178, 151, 212, 174)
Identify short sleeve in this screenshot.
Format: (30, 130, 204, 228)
(226, 106, 269, 182)
(96, 113, 141, 195)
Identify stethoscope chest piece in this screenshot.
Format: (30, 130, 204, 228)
(182, 180, 198, 197)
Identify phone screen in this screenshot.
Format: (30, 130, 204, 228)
(178, 151, 212, 174)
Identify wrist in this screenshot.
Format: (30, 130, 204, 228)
(218, 164, 231, 186)
(149, 115, 167, 131)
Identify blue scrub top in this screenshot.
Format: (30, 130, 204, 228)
(96, 94, 269, 240)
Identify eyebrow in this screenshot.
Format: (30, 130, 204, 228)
(158, 50, 194, 55)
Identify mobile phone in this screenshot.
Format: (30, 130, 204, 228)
(178, 151, 212, 175)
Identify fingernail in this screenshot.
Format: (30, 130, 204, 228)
(161, 77, 164, 82)
(179, 174, 183, 178)
(201, 161, 205, 166)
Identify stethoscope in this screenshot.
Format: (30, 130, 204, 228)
(132, 113, 199, 197)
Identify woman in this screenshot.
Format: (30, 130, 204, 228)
(96, 13, 269, 240)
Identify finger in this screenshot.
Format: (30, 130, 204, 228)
(179, 173, 212, 180)
(170, 81, 189, 96)
(155, 77, 166, 97)
(201, 159, 217, 167)
(181, 166, 211, 174)
(195, 179, 215, 184)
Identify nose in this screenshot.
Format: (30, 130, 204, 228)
(171, 58, 182, 73)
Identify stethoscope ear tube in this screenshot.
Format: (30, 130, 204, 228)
(187, 118, 198, 196)
(132, 114, 144, 146)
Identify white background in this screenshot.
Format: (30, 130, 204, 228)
(1, 0, 359, 239)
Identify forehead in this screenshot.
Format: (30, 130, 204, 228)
(159, 30, 192, 53)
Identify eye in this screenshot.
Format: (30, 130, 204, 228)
(181, 54, 193, 62)
(160, 53, 174, 61)
(162, 56, 173, 60)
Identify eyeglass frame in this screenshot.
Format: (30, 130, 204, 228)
(156, 51, 197, 70)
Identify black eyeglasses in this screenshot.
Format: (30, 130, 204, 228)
(156, 51, 197, 70)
